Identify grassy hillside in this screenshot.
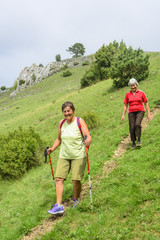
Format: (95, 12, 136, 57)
(0, 53, 160, 240)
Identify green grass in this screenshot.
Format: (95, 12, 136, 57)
(0, 53, 160, 240)
(40, 108, 160, 240)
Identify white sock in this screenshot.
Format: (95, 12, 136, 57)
(58, 204, 63, 207)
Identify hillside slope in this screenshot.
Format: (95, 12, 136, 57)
(0, 52, 160, 240)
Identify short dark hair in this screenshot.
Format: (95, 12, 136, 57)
(62, 101, 75, 112)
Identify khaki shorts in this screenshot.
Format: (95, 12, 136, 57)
(55, 157, 87, 181)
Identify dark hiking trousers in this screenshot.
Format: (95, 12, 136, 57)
(128, 111, 144, 142)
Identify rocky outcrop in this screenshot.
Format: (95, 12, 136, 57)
(0, 89, 9, 94)
(16, 55, 93, 91)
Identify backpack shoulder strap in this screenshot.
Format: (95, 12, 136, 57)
(60, 117, 83, 136)
(77, 117, 83, 136)
(60, 119, 67, 128)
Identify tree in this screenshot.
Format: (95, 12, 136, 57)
(66, 43, 85, 58)
(81, 42, 117, 88)
(111, 46, 150, 88)
(95, 42, 117, 80)
(55, 54, 61, 62)
(1, 86, 6, 91)
(80, 40, 150, 88)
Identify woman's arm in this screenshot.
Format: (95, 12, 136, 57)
(47, 122, 62, 154)
(121, 104, 128, 121)
(80, 118, 92, 147)
(144, 101, 152, 121)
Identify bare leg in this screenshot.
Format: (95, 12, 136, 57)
(56, 178, 64, 204)
(72, 180, 81, 199)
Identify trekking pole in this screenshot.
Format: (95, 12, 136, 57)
(86, 145, 93, 210)
(46, 147, 56, 190)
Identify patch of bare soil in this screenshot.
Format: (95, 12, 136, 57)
(22, 107, 160, 240)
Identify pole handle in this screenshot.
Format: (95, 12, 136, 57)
(44, 146, 49, 163)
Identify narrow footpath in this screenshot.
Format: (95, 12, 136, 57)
(22, 107, 160, 240)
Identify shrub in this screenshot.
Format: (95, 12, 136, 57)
(19, 79, 25, 85)
(82, 111, 99, 130)
(82, 60, 90, 66)
(62, 70, 72, 77)
(1, 86, 6, 91)
(80, 65, 100, 88)
(61, 64, 68, 71)
(0, 127, 45, 179)
(73, 62, 79, 66)
(39, 63, 44, 67)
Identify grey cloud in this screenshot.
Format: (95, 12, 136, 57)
(0, 0, 160, 87)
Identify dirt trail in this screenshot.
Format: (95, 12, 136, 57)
(22, 107, 160, 240)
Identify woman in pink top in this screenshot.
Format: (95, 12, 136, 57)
(121, 78, 151, 149)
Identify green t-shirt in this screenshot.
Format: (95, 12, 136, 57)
(59, 118, 86, 159)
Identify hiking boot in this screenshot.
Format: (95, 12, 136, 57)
(48, 204, 64, 214)
(137, 140, 141, 148)
(131, 142, 136, 149)
(73, 199, 80, 208)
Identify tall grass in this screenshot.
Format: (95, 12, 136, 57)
(0, 53, 160, 240)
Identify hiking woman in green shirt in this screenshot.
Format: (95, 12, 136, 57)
(47, 101, 92, 214)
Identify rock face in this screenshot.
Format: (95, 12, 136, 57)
(16, 55, 92, 91)
(0, 89, 9, 94)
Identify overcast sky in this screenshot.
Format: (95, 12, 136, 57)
(0, 0, 159, 88)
